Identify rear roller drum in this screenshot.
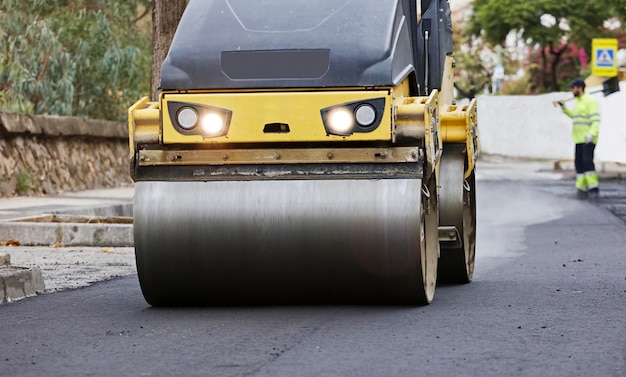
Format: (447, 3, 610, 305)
(438, 148, 476, 284)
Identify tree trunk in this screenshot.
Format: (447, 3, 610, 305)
(549, 44, 568, 92)
(540, 48, 548, 92)
(151, 0, 187, 101)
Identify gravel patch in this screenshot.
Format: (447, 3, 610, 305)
(0, 246, 136, 293)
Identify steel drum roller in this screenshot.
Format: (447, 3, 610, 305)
(134, 179, 426, 305)
(438, 148, 476, 283)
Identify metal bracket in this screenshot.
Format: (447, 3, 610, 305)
(438, 225, 462, 249)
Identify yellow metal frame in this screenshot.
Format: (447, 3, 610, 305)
(137, 146, 421, 166)
(127, 73, 477, 179)
(437, 55, 480, 179)
(392, 80, 441, 178)
(464, 98, 479, 179)
(423, 90, 442, 177)
(440, 99, 479, 179)
(160, 90, 393, 144)
(128, 97, 159, 158)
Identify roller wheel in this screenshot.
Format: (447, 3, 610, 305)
(438, 148, 476, 284)
(415, 174, 439, 304)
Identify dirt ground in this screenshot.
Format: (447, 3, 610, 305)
(0, 246, 136, 293)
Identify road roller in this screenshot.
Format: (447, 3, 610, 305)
(128, 0, 479, 305)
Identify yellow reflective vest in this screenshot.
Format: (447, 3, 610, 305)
(563, 93, 600, 144)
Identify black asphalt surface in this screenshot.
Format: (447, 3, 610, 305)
(536, 177, 626, 224)
(0, 176, 625, 377)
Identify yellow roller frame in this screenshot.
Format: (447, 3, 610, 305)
(160, 90, 393, 144)
(128, 78, 465, 180)
(128, 97, 159, 158)
(393, 81, 441, 178)
(440, 99, 479, 179)
(437, 55, 480, 179)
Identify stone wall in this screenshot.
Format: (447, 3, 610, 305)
(0, 112, 132, 197)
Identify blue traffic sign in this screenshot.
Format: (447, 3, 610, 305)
(596, 48, 615, 68)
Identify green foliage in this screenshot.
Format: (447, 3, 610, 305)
(0, 0, 151, 120)
(452, 8, 524, 99)
(471, 0, 626, 48)
(470, 0, 626, 93)
(453, 33, 493, 99)
(500, 74, 532, 95)
(15, 167, 36, 195)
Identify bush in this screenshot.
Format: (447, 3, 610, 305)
(0, 1, 151, 121)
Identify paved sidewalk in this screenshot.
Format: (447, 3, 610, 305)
(0, 187, 134, 221)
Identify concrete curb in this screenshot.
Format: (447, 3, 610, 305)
(0, 216, 133, 247)
(0, 254, 46, 303)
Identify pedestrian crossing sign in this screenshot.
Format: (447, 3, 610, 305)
(596, 49, 614, 67)
(591, 38, 618, 77)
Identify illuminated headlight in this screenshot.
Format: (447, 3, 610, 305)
(355, 104, 376, 127)
(328, 108, 354, 135)
(321, 98, 385, 136)
(177, 107, 198, 130)
(202, 113, 226, 136)
(168, 101, 232, 138)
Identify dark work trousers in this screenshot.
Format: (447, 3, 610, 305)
(574, 143, 598, 191)
(575, 143, 596, 174)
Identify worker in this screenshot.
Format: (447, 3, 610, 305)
(558, 78, 600, 200)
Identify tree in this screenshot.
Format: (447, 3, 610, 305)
(0, 0, 152, 120)
(470, 0, 626, 92)
(526, 43, 586, 93)
(453, 35, 493, 99)
(151, 0, 187, 100)
(451, 3, 524, 98)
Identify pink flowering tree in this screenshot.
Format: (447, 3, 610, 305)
(470, 0, 626, 93)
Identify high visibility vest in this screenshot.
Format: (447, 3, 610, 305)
(563, 93, 600, 144)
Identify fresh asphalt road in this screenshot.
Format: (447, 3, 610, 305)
(1, 175, 625, 377)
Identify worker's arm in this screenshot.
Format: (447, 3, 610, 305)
(560, 102, 573, 118)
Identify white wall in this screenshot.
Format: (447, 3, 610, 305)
(477, 81, 626, 163)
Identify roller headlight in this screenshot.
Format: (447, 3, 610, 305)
(355, 104, 376, 127)
(202, 113, 226, 136)
(168, 101, 232, 138)
(328, 108, 354, 135)
(177, 107, 199, 130)
(321, 98, 385, 136)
